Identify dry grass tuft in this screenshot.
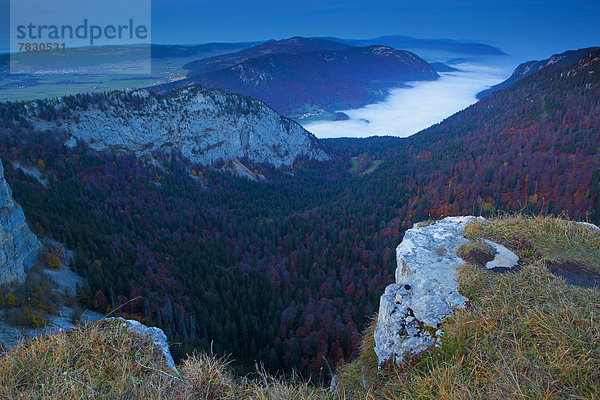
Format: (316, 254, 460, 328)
(240, 371, 330, 400)
(335, 317, 380, 397)
(178, 352, 237, 399)
(0, 319, 180, 399)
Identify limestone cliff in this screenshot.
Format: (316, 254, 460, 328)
(106, 318, 176, 371)
(373, 216, 519, 365)
(0, 159, 42, 285)
(24, 86, 330, 167)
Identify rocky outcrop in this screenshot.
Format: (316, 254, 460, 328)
(107, 317, 176, 371)
(29, 86, 330, 167)
(0, 159, 42, 285)
(373, 216, 481, 365)
(484, 240, 519, 270)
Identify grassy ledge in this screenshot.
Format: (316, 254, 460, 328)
(336, 215, 600, 399)
(1, 215, 599, 399)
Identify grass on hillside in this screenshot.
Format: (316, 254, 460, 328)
(463, 214, 600, 269)
(0, 318, 330, 399)
(335, 215, 600, 399)
(0, 215, 599, 399)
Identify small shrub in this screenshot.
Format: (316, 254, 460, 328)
(7, 306, 47, 328)
(415, 219, 435, 228)
(5, 293, 19, 308)
(43, 248, 62, 269)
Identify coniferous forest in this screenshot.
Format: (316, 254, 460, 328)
(0, 49, 598, 378)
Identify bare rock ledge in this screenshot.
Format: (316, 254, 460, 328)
(374, 216, 481, 365)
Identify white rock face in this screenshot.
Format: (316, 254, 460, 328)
(578, 221, 600, 232)
(34, 86, 330, 167)
(0, 159, 42, 285)
(107, 317, 176, 371)
(374, 216, 482, 365)
(484, 240, 519, 270)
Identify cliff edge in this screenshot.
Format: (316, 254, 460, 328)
(0, 159, 42, 285)
(374, 216, 520, 365)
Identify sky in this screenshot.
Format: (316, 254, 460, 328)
(1, 0, 599, 59)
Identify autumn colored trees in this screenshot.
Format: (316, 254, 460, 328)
(0, 50, 597, 377)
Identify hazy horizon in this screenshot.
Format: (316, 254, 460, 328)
(1, 0, 599, 60)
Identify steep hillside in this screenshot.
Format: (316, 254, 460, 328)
(477, 47, 599, 98)
(183, 37, 353, 75)
(0, 159, 41, 285)
(189, 46, 438, 116)
(1, 216, 598, 400)
(0, 48, 597, 379)
(346, 48, 600, 223)
(0, 86, 329, 167)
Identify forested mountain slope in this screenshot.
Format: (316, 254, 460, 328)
(376, 48, 600, 220)
(186, 46, 438, 116)
(0, 49, 597, 379)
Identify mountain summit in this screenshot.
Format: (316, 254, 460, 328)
(175, 45, 438, 116)
(183, 37, 353, 75)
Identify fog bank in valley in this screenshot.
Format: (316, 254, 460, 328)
(303, 63, 509, 139)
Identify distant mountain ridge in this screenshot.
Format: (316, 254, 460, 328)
(158, 38, 439, 116)
(326, 35, 506, 57)
(183, 37, 353, 75)
(151, 42, 262, 60)
(477, 47, 600, 98)
(1, 86, 329, 167)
